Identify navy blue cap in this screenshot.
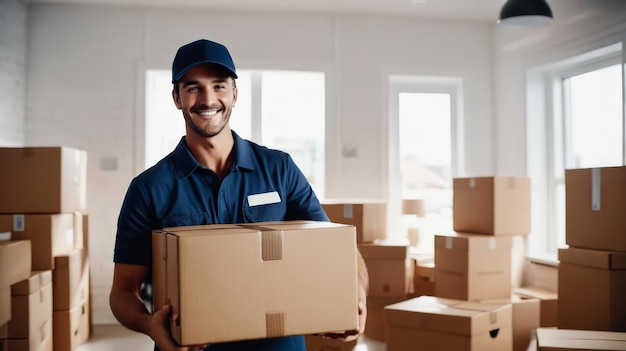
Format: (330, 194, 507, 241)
(171, 39, 238, 83)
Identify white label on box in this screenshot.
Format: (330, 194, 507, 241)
(247, 191, 281, 207)
(343, 204, 354, 218)
(489, 237, 496, 250)
(13, 214, 25, 231)
(469, 178, 476, 188)
(592, 168, 601, 211)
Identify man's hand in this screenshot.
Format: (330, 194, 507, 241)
(151, 304, 210, 351)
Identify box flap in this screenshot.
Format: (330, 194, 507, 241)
(384, 295, 511, 336)
(558, 247, 626, 270)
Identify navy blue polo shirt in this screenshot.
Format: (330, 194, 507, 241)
(113, 131, 328, 351)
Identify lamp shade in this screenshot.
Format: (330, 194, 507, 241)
(497, 0, 553, 27)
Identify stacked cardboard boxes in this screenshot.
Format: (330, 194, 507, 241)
(359, 242, 413, 342)
(559, 166, 626, 332)
(376, 177, 535, 351)
(0, 147, 90, 351)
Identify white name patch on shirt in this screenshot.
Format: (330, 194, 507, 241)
(247, 191, 281, 207)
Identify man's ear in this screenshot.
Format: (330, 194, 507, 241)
(172, 89, 182, 110)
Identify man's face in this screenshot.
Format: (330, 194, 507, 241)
(172, 64, 238, 138)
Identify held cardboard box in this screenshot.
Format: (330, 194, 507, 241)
(536, 328, 626, 351)
(358, 243, 412, 297)
(0, 147, 87, 214)
(434, 233, 513, 300)
(0, 214, 75, 270)
(565, 166, 626, 252)
(0, 240, 31, 288)
(453, 177, 530, 235)
(7, 270, 53, 338)
(481, 295, 540, 351)
(384, 295, 513, 351)
(513, 286, 558, 327)
(321, 201, 387, 243)
(557, 247, 626, 332)
(152, 221, 359, 346)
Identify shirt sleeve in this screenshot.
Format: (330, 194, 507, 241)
(113, 178, 156, 266)
(282, 154, 329, 222)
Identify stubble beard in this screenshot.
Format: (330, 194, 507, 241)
(184, 109, 230, 138)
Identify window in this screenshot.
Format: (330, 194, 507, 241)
(145, 69, 326, 196)
(527, 43, 624, 258)
(389, 76, 462, 253)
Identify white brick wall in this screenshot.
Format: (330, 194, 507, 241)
(0, 0, 27, 146)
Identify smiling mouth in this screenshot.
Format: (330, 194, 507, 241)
(195, 109, 221, 117)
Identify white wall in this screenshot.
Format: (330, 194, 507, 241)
(15, 0, 626, 325)
(0, 0, 27, 146)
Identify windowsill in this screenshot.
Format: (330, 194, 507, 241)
(526, 253, 559, 267)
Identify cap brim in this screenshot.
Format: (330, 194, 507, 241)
(172, 61, 238, 83)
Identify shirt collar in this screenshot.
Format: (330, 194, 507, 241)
(173, 131, 256, 179)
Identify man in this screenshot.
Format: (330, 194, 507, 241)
(110, 39, 367, 351)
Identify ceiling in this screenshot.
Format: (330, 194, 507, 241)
(29, 0, 509, 22)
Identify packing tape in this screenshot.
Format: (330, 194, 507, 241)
(262, 230, 283, 261)
(266, 312, 285, 337)
(343, 204, 354, 218)
(592, 168, 601, 211)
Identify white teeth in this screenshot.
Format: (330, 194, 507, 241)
(198, 110, 219, 116)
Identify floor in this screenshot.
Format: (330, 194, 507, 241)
(75, 324, 387, 351)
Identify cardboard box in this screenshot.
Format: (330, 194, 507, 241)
(152, 221, 359, 346)
(0, 287, 10, 326)
(0, 214, 75, 270)
(384, 296, 513, 351)
(434, 233, 513, 300)
(482, 295, 540, 351)
(558, 247, 626, 331)
(52, 298, 90, 351)
(321, 201, 387, 243)
(304, 334, 357, 351)
(358, 243, 412, 297)
(413, 261, 436, 297)
(536, 328, 626, 350)
(0, 147, 87, 214)
(565, 166, 626, 252)
(53, 250, 83, 311)
(453, 177, 530, 235)
(365, 296, 408, 342)
(7, 270, 53, 338)
(514, 286, 558, 327)
(0, 240, 31, 288)
(4, 318, 53, 351)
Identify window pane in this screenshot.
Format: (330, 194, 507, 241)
(261, 71, 326, 196)
(230, 70, 252, 140)
(399, 92, 453, 252)
(567, 64, 623, 168)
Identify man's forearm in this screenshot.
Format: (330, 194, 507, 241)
(356, 250, 369, 294)
(110, 289, 153, 335)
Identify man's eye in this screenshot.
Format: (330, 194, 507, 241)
(188, 87, 198, 92)
(215, 85, 226, 90)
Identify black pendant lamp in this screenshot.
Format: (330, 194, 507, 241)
(497, 0, 553, 27)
